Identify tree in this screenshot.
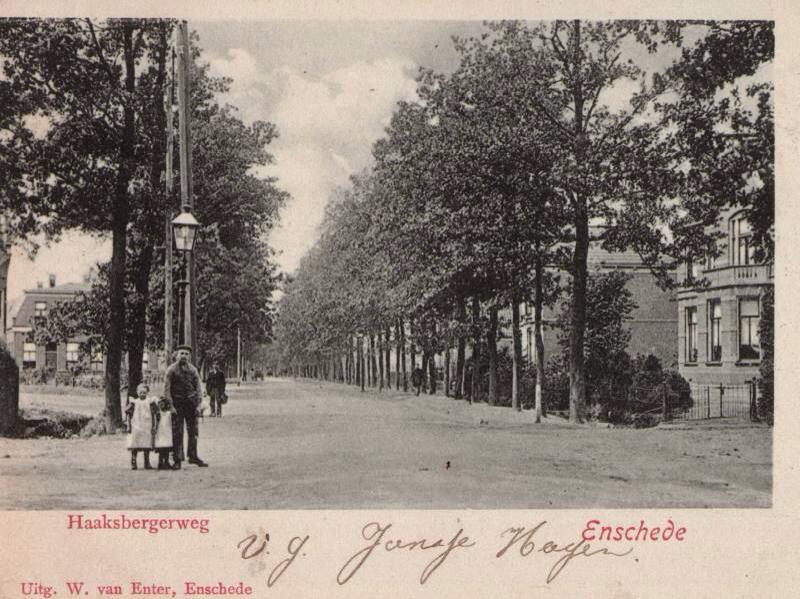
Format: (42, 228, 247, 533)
(556, 270, 637, 407)
(0, 19, 175, 428)
(2, 22, 286, 410)
(659, 21, 774, 263)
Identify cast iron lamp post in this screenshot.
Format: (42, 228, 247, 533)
(171, 206, 200, 349)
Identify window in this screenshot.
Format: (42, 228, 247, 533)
(91, 350, 104, 372)
(731, 214, 755, 266)
(686, 307, 698, 363)
(684, 257, 699, 284)
(739, 298, 761, 360)
(34, 301, 47, 317)
(23, 342, 36, 369)
(709, 300, 722, 362)
(66, 342, 79, 365)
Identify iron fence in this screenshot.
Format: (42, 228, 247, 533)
(668, 381, 758, 421)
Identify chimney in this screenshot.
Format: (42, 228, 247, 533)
(36, 281, 43, 289)
(49, 274, 56, 288)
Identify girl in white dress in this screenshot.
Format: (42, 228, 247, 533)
(125, 383, 157, 470)
(153, 396, 175, 470)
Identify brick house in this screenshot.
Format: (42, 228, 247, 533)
(8, 275, 165, 380)
(516, 244, 677, 369)
(7, 277, 101, 373)
(677, 208, 773, 385)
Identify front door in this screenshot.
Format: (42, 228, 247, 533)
(45, 342, 57, 370)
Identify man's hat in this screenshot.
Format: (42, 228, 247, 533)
(175, 345, 193, 352)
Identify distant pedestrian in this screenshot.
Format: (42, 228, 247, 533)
(411, 367, 424, 396)
(125, 383, 157, 470)
(164, 346, 208, 469)
(205, 361, 227, 418)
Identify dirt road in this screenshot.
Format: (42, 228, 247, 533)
(0, 378, 771, 509)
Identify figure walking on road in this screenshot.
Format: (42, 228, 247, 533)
(164, 346, 208, 469)
(205, 360, 227, 418)
(411, 367, 424, 396)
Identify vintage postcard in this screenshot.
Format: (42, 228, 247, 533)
(0, 0, 796, 597)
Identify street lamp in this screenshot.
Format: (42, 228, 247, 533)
(172, 206, 200, 252)
(171, 206, 200, 349)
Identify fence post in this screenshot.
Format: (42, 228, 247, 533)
(718, 384, 724, 418)
(661, 383, 669, 422)
(749, 378, 758, 422)
(706, 386, 711, 419)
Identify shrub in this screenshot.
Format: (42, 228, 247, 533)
(757, 286, 774, 424)
(627, 354, 693, 420)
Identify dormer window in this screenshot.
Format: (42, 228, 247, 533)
(34, 301, 47, 317)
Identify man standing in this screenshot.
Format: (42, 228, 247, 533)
(205, 360, 226, 418)
(164, 346, 208, 468)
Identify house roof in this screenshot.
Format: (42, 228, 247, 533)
(588, 245, 644, 269)
(22, 282, 91, 295)
(12, 281, 91, 328)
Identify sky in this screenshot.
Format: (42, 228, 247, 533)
(6, 20, 485, 310)
(5, 19, 770, 313)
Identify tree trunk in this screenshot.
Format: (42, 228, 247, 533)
(487, 303, 498, 406)
(127, 29, 168, 396)
(345, 340, 351, 384)
(568, 19, 587, 424)
(104, 24, 136, 430)
(395, 320, 402, 390)
(511, 292, 522, 412)
(360, 336, 365, 392)
(455, 296, 466, 399)
(126, 245, 153, 395)
(385, 325, 392, 389)
(428, 351, 436, 395)
(428, 321, 437, 394)
(470, 295, 481, 404)
(534, 253, 546, 422)
(569, 204, 589, 423)
(369, 334, 377, 387)
(355, 337, 364, 391)
(421, 351, 429, 394)
(401, 320, 407, 391)
(377, 331, 384, 391)
(410, 329, 416, 371)
(444, 339, 451, 398)
(352, 335, 357, 385)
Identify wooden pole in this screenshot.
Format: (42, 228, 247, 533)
(176, 21, 197, 355)
(163, 42, 176, 364)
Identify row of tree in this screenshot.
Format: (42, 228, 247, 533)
(0, 20, 287, 428)
(271, 20, 774, 422)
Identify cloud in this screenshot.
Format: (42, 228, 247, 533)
(205, 47, 277, 124)
(208, 53, 420, 274)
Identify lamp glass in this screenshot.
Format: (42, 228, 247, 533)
(171, 209, 200, 252)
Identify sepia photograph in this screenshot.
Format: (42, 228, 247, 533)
(0, 16, 774, 511)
